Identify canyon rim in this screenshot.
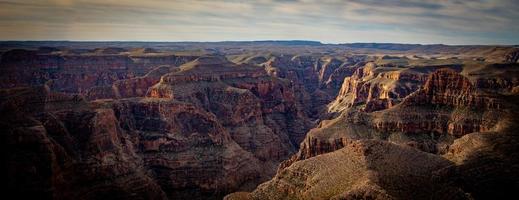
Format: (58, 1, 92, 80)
(2, 0, 519, 200)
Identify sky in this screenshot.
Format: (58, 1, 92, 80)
(0, 0, 518, 45)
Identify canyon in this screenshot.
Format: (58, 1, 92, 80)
(1, 41, 518, 200)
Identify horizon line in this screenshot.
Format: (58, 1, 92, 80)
(0, 40, 517, 47)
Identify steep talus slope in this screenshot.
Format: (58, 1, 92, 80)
(226, 140, 467, 200)
(442, 94, 519, 199)
(443, 130, 519, 199)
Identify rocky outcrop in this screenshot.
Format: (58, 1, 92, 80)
(329, 62, 458, 113)
(278, 136, 351, 172)
(264, 54, 354, 94)
(147, 57, 311, 161)
(110, 98, 263, 199)
(262, 54, 363, 117)
(322, 62, 364, 93)
(464, 63, 519, 93)
(1, 87, 167, 200)
(109, 66, 175, 99)
(316, 57, 344, 87)
(0, 55, 315, 199)
(226, 140, 467, 200)
(282, 67, 508, 170)
(442, 98, 519, 200)
(83, 53, 316, 198)
(403, 68, 502, 109)
(1, 85, 266, 200)
(231, 83, 519, 200)
(504, 48, 519, 63)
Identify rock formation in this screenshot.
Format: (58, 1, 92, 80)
(1, 86, 167, 200)
(2, 42, 519, 200)
(226, 140, 468, 200)
(1, 51, 313, 199)
(228, 58, 519, 199)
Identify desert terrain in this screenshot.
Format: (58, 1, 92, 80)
(1, 41, 518, 199)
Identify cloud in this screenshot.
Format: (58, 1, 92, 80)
(0, 0, 517, 44)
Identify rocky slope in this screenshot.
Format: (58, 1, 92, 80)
(1, 86, 168, 200)
(1, 83, 266, 199)
(148, 56, 311, 155)
(1, 50, 314, 199)
(229, 59, 519, 199)
(292, 61, 515, 163)
(106, 98, 263, 199)
(246, 54, 365, 117)
(226, 140, 468, 200)
(2, 43, 519, 200)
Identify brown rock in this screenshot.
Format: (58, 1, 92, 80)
(227, 140, 468, 200)
(1, 87, 167, 200)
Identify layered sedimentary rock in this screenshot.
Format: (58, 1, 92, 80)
(108, 98, 263, 199)
(3, 42, 519, 200)
(504, 49, 519, 63)
(1, 54, 316, 199)
(442, 93, 519, 199)
(1, 86, 167, 200)
(148, 56, 311, 159)
(0, 49, 197, 95)
(283, 65, 514, 169)
(228, 64, 519, 199)
(403, 68, 502, 109)
(1, 85, 265, 199)
(261, 54, 363, 117)
(86, 65, 175, 100)
(443, 130, 519, 199)
(0, 53, 311, 199)
(329, 62, 463, 113)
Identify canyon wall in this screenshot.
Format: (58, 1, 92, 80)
(228, 60, 519, 199)
(2, 44, 519, 200)
(0, 50, 321, 199)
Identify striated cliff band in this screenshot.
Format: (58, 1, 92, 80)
(1, 41, 518, 200)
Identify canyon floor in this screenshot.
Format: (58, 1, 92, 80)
(1, 41, 518, 200)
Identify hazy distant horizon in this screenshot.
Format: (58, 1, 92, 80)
(1, 40, 518, 47)
(1, 0, 518, 45)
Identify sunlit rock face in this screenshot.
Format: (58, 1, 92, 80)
(276, 66, 507, 171)
(228, 67, 519, 200)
